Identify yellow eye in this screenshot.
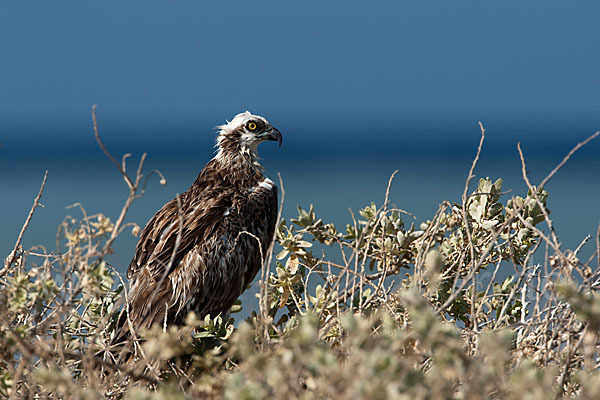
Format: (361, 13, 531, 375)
(247, 122, 257, 131)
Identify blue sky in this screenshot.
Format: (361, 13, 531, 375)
(1, 1, 599, 141)
(1, 1, 599, 278)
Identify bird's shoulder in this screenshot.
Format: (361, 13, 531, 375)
(126, 159, 273, 280)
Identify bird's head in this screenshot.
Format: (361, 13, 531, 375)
(215, 111, 282, 160)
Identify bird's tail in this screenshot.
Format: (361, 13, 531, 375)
(107, 302, 142, 362)
(91, 294, 137, 365)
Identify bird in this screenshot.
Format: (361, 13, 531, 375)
(110, 111, 281, 349)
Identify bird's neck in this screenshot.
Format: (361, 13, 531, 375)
(212, 147, 265, 186)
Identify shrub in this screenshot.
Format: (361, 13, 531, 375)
(1, 117, 599, 399)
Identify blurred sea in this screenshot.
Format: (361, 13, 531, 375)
(2, 118, 599, 313)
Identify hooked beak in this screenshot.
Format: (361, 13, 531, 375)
(259, 127, 282, 147)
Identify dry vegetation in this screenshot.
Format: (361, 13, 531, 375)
(1, 114, 600, 399)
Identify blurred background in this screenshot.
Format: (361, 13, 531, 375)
(1, 2, 599, 306)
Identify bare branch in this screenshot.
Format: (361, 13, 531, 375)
(1, 170, 48, 277)
(539, 131, 599, 189)
(92, 105, 134, 189)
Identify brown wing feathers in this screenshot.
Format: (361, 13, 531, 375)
(110, 114, 280, 351)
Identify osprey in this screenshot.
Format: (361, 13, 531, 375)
(112, 112, 281, 346)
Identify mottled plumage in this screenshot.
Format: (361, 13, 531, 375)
(111, 112, 281, 347)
